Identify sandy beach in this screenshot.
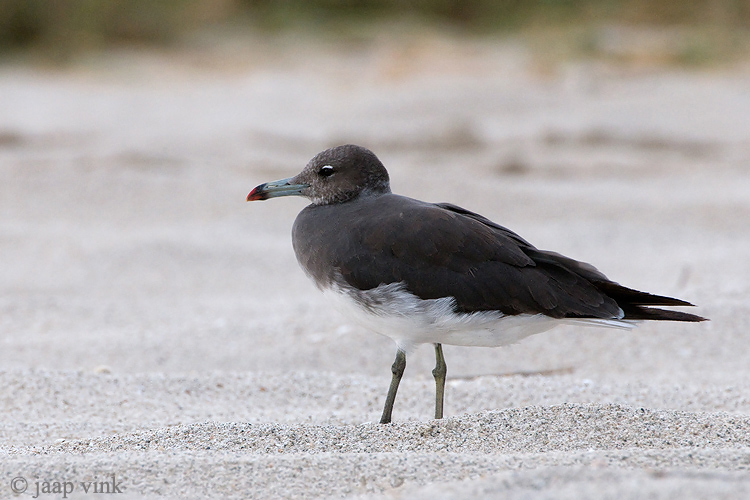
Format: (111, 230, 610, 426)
(1, 35, 749, 498)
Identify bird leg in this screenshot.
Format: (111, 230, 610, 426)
(380, 349, 406, 424)
(432, 343, 447, 419)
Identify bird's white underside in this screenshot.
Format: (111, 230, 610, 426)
(321, 281, 635, 353)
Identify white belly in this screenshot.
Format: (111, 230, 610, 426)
(322, 281, 633, 353)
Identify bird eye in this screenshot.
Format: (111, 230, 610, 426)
(318, 165, 335, 177)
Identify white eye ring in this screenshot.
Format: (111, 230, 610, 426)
(318, 165, 335, 177)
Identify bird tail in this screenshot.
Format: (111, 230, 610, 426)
(619, 306, 706, 322)
(594, 281, 708, 322)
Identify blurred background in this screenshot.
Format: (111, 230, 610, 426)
(0, 0, 747, 385)
(0, 0, 749, 63)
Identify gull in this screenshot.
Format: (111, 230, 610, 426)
(247, 144, 706, 423)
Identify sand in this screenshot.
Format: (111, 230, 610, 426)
(1, 35, 749, 498)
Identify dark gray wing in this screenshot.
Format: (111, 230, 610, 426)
(294, 195, 621, 318)
(293, 194, 705, 321)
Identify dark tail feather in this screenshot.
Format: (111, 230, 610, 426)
(594, 281, 708, 322)
(594, 281, 694, 307)
(622, 305, 707, 322)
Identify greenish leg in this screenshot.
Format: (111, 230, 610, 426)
(380, 349, 406, 424)
(432, 343, 447, 420)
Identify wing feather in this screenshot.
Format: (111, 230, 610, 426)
(293, 194, 704, 322)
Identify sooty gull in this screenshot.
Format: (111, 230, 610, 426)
(247, 144, 706, 424)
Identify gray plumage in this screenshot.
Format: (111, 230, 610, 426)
(247, 144, 706, 423)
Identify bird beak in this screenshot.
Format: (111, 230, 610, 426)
(246, 177, 309, 201)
